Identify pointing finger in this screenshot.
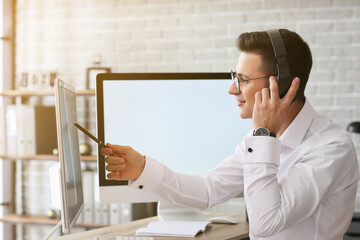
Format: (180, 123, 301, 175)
(106, 144, 133, 156)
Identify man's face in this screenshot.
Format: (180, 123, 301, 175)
(228, 52, 269, 119)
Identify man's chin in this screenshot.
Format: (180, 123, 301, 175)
(239, 112, 251, 119)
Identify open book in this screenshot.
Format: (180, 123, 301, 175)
(136, 221, 211, 238)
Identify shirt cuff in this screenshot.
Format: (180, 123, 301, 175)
(128, 156, 164, 192)
(243, 135, 281, 165)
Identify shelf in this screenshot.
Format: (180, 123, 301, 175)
(0, 89, 95, 97)
(0, 154, 97, 162)
(0, 89, 100, 232)
(0, 214, 109, 228)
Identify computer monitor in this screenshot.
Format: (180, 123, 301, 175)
(96, 73, 252, 204)
(51, 78, 84, 234)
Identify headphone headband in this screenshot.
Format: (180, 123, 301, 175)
(266, 29, 287, 57)
(266, 29, 293, 98)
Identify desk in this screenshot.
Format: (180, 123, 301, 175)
(52, 215, 249, 240)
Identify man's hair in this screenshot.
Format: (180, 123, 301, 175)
(236, 29, 312, 102)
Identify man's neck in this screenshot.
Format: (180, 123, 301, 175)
(276, 100, 305, 138)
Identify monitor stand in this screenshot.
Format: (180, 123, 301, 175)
(44, 221, 62, 240)
(157, 201, 210, 221)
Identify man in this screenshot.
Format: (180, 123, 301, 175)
(102, 29, 359, 239)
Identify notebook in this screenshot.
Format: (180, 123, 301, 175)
(136, 221, 211, 238)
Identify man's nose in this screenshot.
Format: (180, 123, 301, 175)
(228, 81, 240, 95)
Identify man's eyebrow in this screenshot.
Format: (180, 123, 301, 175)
(236, 72, 250, 79)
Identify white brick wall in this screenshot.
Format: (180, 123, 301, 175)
(13, 0, 360, 238)
(15, 0, 360, 141)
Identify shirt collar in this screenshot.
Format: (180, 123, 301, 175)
(279, 98, 316, 149)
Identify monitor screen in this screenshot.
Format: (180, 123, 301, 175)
(54, 79, 84, 232)
(96, 73, 252, 203)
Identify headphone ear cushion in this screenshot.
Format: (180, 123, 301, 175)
(278, 76, 293, 99)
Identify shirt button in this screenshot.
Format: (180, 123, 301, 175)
(138, 185, 144, 189)
(248, 148, 253, 153)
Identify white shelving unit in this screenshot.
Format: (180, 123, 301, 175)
(0, 89, 108, 230)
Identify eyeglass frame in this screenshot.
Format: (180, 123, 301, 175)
(230, 70, 273, 92)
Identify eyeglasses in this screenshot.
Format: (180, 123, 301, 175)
(230, 70, 271, 92)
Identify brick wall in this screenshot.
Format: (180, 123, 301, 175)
(13, 0, 360, 239)
(15, 0, 360, 132)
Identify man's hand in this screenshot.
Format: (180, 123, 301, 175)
(101, 143, 146, 181)
(252, 77, 300, 134)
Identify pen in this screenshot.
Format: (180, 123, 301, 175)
(73, 122, 104, 147)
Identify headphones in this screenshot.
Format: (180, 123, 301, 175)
(266, 29, 295, 99)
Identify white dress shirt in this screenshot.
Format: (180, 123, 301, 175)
(130, 99, 359, 240)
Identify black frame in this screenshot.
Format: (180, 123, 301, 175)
(96, 72, 230, 186)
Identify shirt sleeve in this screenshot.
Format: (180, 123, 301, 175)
(128, 156, 165, 192)
(243, 135, 359, 238)
(129, 148, 245, 210)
